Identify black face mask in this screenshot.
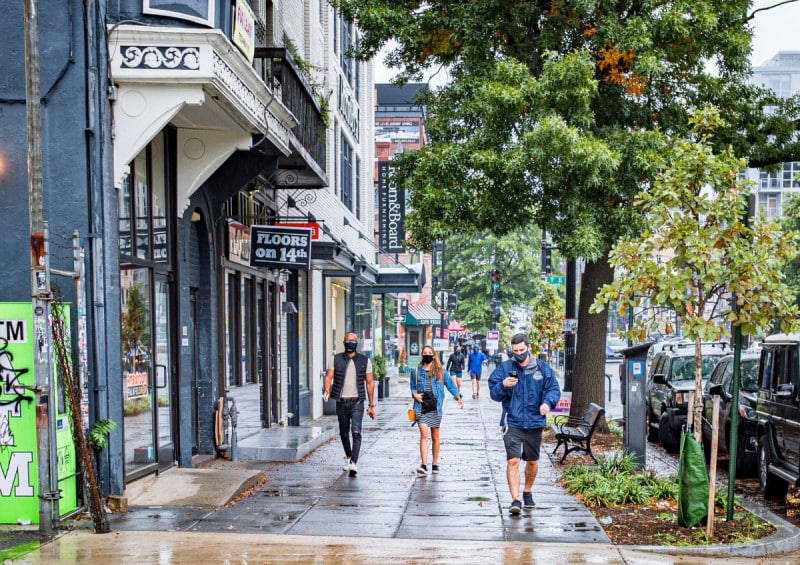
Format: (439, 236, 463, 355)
(513, 351, 529, 364)
(421, 354, 434, 364)
(344, 342, 357, 352)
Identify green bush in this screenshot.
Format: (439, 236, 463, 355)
(124, 397, 152, 416)
(373, 355, 387, 380)
(561, 451, 679, 508)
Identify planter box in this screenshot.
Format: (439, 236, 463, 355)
(377, 378, 385, 399)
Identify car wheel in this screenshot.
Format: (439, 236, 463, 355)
(646, 410, 659, 443)
(658, 412, 680, 452)
(758, 435, 789, 499)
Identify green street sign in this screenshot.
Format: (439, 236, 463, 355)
(546, 275, 565, 285)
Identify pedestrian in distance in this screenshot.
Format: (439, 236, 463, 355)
(323, 332, 375, 477)
(489, 332, 561, 514)
(445, 345, 467, 392)
(467, 343, 488, 399)
(411, 344, 464, 475)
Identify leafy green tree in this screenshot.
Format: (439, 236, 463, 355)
(436, 226, 548, 342)
(530, 283, 565, 364)
(780, 194, 800, 304)
(334, 0, 800, 419)
(592, 108, 800, 441)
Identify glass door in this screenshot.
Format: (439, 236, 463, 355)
(154, 276, 175, 471)
(121, 267, 156, 478)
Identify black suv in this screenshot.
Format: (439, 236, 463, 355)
(700, 353, 760, 476)
(646, 341, 728, 452)
(755, 334, 800, 498)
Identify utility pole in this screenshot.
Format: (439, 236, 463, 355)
(24, 0, 55, 534)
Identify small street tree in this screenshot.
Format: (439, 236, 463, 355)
(529, 283, 565, 364)
(592, 108, 800, 442)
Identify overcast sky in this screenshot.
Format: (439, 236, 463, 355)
(750, 0, 800, 66)
(374, 1, 800, 83)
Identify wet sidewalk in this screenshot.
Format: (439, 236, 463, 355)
(110, 377, 609, 544)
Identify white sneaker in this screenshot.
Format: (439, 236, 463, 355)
(343, 459, 352, 472)
(349, 462, 358, 477)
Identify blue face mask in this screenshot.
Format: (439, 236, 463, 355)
(344, 342, 357, 352)
(513, 351, 529, 364)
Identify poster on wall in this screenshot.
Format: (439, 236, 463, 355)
(0, 303, 77, 525)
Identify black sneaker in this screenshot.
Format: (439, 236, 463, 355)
(416, 464, 428, 475)
(432, 465, 439, 474)
(523, 492, 535, 508)
(509, 500, 522, 515)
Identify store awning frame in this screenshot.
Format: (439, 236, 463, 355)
(371, 263, 426, 294)
(405, 303, 441, 326)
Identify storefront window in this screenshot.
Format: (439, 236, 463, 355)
(298, 272, 308, 390)
(353, 282, 373, 356)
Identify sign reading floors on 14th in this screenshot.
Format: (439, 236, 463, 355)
(250, 225, 313, 271)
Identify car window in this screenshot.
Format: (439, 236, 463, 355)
(671, 358, 694, 381)
(721, 361, 733, 394)
(789, 346, 799, 388)
(760, 349, 773, 390)
(709, 360, 727, 385)
(651, 355, 665, 377)
(741, 359, 760, 392)
(701, 355, 724, 378)
(774, 348, 789, 390)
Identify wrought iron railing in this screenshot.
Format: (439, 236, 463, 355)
(253, 48, 326, 169)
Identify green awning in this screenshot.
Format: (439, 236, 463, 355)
(405, 303, 441, 326)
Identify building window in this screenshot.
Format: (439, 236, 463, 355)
(341, 134, 352, 210)
(143, 0, 215, 27)
(759, 192, 780, 219)
(355, 155, 361, 220)
(340, 18, 354, 87)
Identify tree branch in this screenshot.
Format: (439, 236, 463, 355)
(746, 0, 800, 22)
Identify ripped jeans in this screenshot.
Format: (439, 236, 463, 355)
(336, 398, 365, 463)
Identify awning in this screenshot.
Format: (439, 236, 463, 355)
(448, 321, 468, 332)
(405, 303, 441, 326)
(372, 263, 425, 294)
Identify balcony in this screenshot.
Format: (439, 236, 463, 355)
(254, 48, 328, 189)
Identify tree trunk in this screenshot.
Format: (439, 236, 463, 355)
(571, 256, 614, 431)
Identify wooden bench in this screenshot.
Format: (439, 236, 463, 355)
(550, 403, 605, 463)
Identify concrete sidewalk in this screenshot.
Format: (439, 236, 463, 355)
(5, 364, 800, 563)
(99, 371, 800, 559)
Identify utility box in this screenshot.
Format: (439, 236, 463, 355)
(621, 342, 651, 468)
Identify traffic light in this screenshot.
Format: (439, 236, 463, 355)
(399, 299, 408, 315)
(447, 291, 457, 310)
(490, 299, 501, 317)
(491, 268, 500, 291)
(543, 246, 552, 274)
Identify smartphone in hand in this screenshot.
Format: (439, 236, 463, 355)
(508, 370, 518, 386)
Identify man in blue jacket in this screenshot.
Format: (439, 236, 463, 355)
(489, 333, 561, 514)
(467, 343, 488, 399)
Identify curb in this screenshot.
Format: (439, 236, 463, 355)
(624, 496, 800, 557)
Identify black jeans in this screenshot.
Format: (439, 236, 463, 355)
(336, 398, 365, 463)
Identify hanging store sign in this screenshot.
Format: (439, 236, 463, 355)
(250, 225, 312, 270)
(273, 222, 320, 240)
(232, 0, 256, 63)
(227, 220, 251, 266)
(378, 162, 405, 253)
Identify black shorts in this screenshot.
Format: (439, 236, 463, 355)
(503, 427, 543, 461)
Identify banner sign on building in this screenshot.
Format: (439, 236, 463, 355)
(227, 220, 251, 266)
(250, 225, 313, 271)
(378, 162, 405, 253)
(1, 303, 77, 524)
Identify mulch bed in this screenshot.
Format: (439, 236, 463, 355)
(542, 429, 777, 546)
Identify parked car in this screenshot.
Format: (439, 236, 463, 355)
(605, 334, 628, 361)
(646, 341, 729, 452)
(755, 333, 800, 498)
(701, 353, 760, 476)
